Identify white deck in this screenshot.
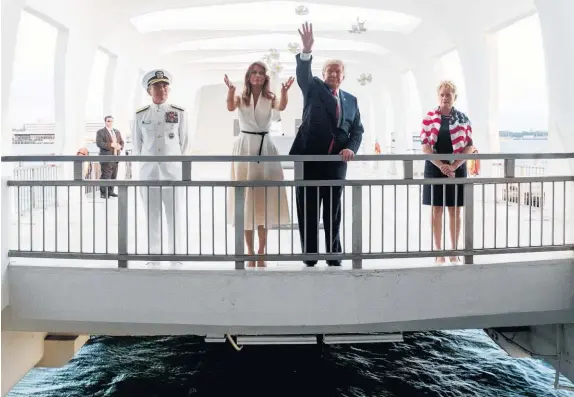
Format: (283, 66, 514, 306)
(8, 165, 573, 270)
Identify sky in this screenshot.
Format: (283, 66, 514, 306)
(8, 10, 549, 132)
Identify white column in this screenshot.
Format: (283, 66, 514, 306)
(370, 86, 389, 152)
(1, 0, 26, 310)
(535, 0, 574, 169)
(456, 33, 500, 153)
(1, 0, 25, 155)
(412, 59, 442, 114)
(103, 52, 117, 117)
(535, 0, 574, 225)
(186, 85, 202, 154)
(385, 77, 407, 154)
(56, 29, 98, 155)
(355, 84, 373, 155)
(110, 57, 138, 140)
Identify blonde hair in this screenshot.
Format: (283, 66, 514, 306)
(241, 61, 275, 106)
(322, 59, 345, 73)
(437, 80, 458, 99)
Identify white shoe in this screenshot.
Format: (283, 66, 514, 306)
(170, 261, 183, 268)
(146, 261, 160, 267)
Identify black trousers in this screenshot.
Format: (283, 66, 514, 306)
(296, 183, 343, 257)
(100, 160, 118, 195)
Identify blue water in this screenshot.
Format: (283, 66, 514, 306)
(8, 331, 573, 396)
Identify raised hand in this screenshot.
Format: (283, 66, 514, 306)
(281, 77, 295, 92)
(224, 74, 235, 91)
(298, 22, 314, 53)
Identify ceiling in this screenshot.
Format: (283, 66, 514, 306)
(108, 0, 537, 83)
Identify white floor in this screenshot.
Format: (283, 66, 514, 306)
(8, 166, 573, 271)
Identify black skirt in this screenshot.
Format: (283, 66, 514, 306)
(422, 161, 467, 207)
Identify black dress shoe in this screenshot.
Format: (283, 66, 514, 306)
(327, 260, 341, 267)
(108, 192, 118, 197)
(304, 261, 317, 267)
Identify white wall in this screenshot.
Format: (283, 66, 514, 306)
(191, 73, 375, 155)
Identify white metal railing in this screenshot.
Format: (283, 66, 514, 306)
(2, 153, 573, 269)
(12, 163, 62, 214)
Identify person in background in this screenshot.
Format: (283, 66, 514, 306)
(420, 80, 473, 264)
(96, 115, 124, 198)
(76, 147, 91, 180)
(225, 63, 293, 267)
(374, 139, 381, 155)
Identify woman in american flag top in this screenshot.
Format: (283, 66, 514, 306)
(420, 80, 474, 264)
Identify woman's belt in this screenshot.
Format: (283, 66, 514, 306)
(241, 131, 268, 162)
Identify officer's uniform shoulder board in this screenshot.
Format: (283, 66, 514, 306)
(136, 105, 150, 113)
(170, 104, 185, 111)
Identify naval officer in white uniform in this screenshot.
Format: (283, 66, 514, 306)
(132, 69, 190, 265)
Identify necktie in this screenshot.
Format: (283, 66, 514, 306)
(328, 89, 339, 154)
(109, 129, 118, 155)
(333, 89, 340, 122)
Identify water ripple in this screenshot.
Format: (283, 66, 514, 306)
(8, 331, 573, 397)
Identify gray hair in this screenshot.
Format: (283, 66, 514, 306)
(322, 59, 345, 73)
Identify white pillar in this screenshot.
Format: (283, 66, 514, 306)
(412, 59, 442, 114)
(56, 29, 98, 155)
(1, 0, 26, 311)
(535, 0, 574, 225)
(370, 86, 389, 151)
(103, 52, 117, 117)
(186, 85, 202, 154)
(355, 85, 373, 155)
(110, 57, 138, 140)
(535, 0, 574, 169)
(1, 0, 25, 155)
(456, 33, 500, 153)
(386, 77, 408, 154)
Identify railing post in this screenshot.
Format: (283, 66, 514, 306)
(352, 185, 363, 269)
(73, 160, 83, 181)
(1, 161, 14, 309)
(464, 184, 474, 264)
(117, 185, 128, 269)
(403, 160, 414, 180)
(504, 159, 515, 178)
(234, 186, 245, 270)
(294, 161, 303, 181)
(182, 161, 192, 181)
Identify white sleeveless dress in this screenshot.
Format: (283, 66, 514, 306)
(227, 94, 290, 229)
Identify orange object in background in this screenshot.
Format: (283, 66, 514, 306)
(374, 141, 381, 154)
(468, 147, 480, 176)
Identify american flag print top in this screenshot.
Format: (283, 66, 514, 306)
(420, 107, 473, 153)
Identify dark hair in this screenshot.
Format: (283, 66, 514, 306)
(104, 116, 114, 122)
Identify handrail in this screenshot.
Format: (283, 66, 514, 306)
(6, 176, 574, 187)
(2, 152, 574, 163)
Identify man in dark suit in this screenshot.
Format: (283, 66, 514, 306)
(96, 115, 124, 198)
(289, 22, 364, 267)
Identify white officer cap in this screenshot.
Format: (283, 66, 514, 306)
(142, 69, 172, 89)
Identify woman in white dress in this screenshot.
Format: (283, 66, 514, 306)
(225, 61, 294, 267)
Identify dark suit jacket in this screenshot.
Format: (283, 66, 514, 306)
(289, 53, 364, 178)
(96, 128, 124, 156)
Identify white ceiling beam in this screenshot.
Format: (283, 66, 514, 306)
(110, 0, 427, 19)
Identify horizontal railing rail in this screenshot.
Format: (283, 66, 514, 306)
(6, 176, 574, 186)
(3, 154, 573, 270)
(3, 152, 574, 162)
